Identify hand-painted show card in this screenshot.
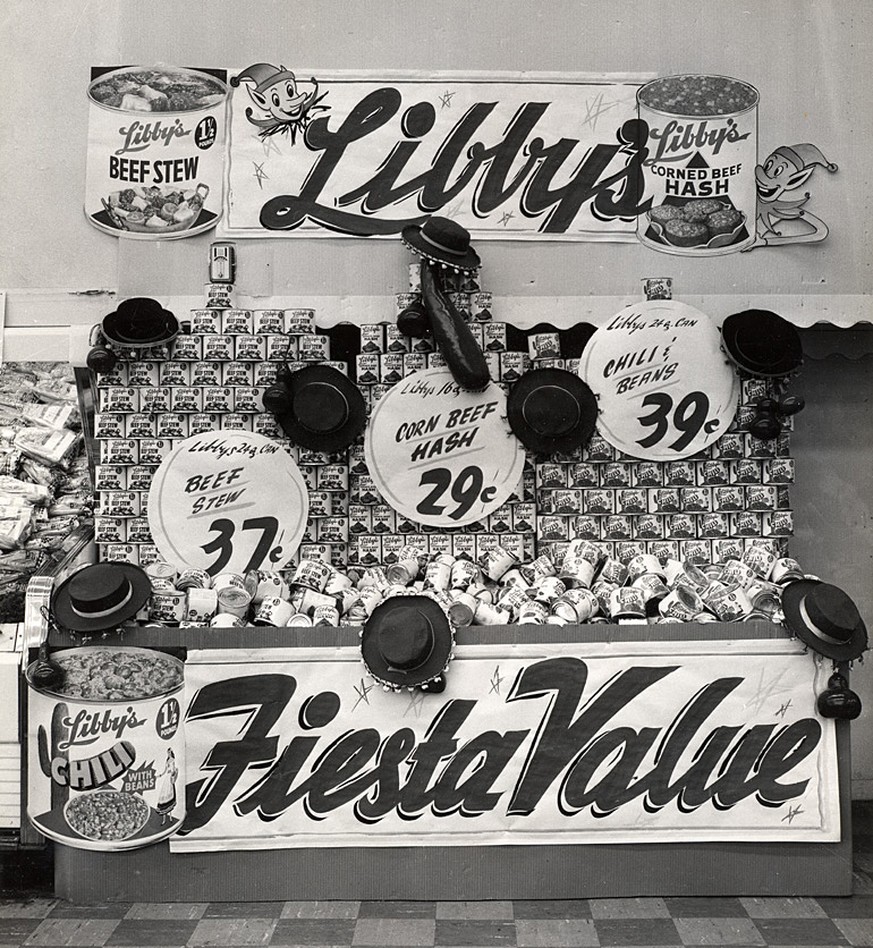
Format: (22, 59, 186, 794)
(225, 69, 649, 239)
(148, 432, 308, 575)
(580, 301, 738, 461)
(365, 368, 524, 528)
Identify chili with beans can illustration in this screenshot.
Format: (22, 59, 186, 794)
(637, 74, 759, 255)
(27, 648, 185, 851)
(86, 66, 228, 239)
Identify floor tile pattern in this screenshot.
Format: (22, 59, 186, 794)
(0, 807, 869, 947)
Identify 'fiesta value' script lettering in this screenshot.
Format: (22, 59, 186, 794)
(258, 90, 653, 236)
(180, 658, 820, 833)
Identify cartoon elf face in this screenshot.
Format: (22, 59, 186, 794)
(755, 152, 815, 204)
(252, 77, 310, 121)
(231, 63, 328, 142)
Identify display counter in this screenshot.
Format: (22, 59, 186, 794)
(34, 619, 854, 902)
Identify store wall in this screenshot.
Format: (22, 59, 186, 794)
(2, 0, 872, 793)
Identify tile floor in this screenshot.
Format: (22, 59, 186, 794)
(0, 804, 870, 947)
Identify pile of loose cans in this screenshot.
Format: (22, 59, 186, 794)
(134, 536, 807, 631)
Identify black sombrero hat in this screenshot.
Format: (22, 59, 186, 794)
(721, 309, 802, 378)
(402, 216, 481, 273)
(273, 364, 367, 453)
(507, 368, 599, 455)
(361, 593, 455, 691)
(781, 578, 868, 662)
(102, 298, 180, 348)
(51, 562, 152, 633)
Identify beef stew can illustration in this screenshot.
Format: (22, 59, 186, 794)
(27, 647, 185, 851)
(637, 74, 759, 255)
(86, 66, 228, 239)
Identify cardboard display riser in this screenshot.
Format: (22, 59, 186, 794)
(41, 621, 854, 901)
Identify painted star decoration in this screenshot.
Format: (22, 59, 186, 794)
(352, 678, 375, 712)
(490, 665, 505, 695)
(781, 804, 805, 824)
(439, 90, 456, 109)
(252, 160, 269, 189)
(582, 91, 619, 131)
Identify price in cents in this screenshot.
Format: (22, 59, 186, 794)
(416, 465, 498, 521)
(636, 391, 720, 452)
(365, 368, 525, 528)
(579, 302, 739, 461)
(148, 432, 309, 575)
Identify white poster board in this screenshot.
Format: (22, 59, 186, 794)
(173, 638, 839, 851)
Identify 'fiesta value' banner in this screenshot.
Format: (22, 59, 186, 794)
(172, 640, 839, 851)
(224, 70, 650, 239)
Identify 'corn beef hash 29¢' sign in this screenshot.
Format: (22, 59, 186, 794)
(225, 70, 650, 239)
(172, 639, 838, 851)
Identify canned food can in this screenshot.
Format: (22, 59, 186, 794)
(771, 556, 805, 584)
(221, 309, 252, 334)
(659, 585, 704, 621)
(243, 570, 288, 605)
(94, 517, 127, 544)
(149, 589, 187, 623)
(632, 573, 670, 612)
(636, 74, 758, 255)
(202, 335, 235, 361)
(481, 545, 518, 581)
(764, 511, 795, 537)
(591, 580, 619, 615)
(85, 66, 227, 239)
(26, 647, 186, 851)
(609, 586, 647, 620)
(763, 458, 796, 484)
(251, 309, 284, 334)
(186, 588, 219, 623)
(252, 595, 293, 627)
(209, 612, 246, 628)
(474, 600, 512, 626)
(528, 332, 561, 361)
(742, 543, 777, 579)
(292, 558, 333, 592)
(634, 514, 665, 540)
(552, 588, 599, 623)
(498, 351, 531, 383)
(596, 557, 627, 586)
(144, 561, 178, 584)
(531, 576, 566, 603)
(447, 590, 477, 627)
(496, 585, 530, 617)
(312, 605, 340, 627)
(626, 553, 664, 582)
(555, 553, 593, 589)
(211, 573, 246, 593)
(720, 558, 757, 589)
(424, 554, 454, 592)
(709, 583, 753, 621)
(516, 600, 549, 625)
(277, 310, 312, 336)
(449, 557, 480, 590)
(175, 568, 212, 590)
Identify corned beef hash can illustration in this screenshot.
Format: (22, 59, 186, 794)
(85, 65, 228, 238)
(637, 74, 759, 255)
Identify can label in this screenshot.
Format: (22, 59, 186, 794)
(27, 648, 185, 851)
(637, 74, 758, 255)
(253, 310, 285, 334)
(86, 66, 227, 239)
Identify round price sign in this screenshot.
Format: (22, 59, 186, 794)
(365, 368, 524, 528)
(579, 301, 738, 461)
(148, 432, 309, 575)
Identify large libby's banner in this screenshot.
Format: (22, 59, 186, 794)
(172, 640, 839, 851)
(225, 71, 648, 239)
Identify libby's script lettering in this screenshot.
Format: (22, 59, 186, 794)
(258, 89, 652, 235)
(180, 658, 821, 834)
